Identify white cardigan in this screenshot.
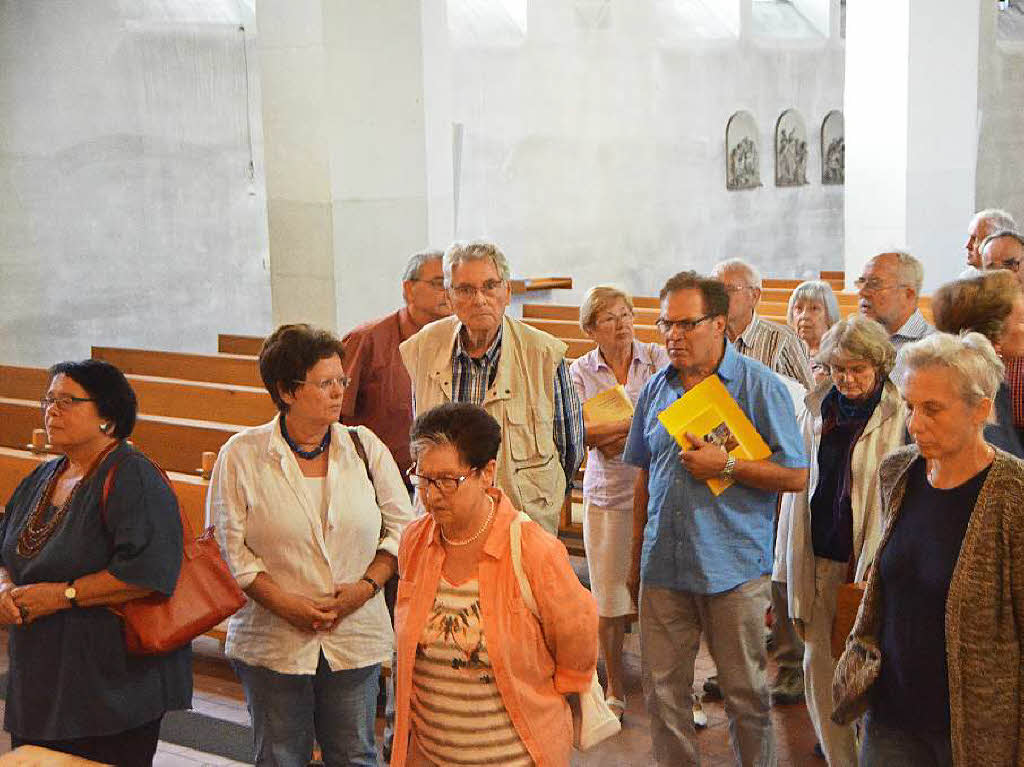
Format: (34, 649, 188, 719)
(207, 417, 414, 674)
(784, 379, 908, 624)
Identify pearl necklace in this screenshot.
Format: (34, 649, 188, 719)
(441, 495, 496, 546)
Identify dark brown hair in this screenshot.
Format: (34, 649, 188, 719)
(258, 324, 345, 412)
(659, 270, 730, 318)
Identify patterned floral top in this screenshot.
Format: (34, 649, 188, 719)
(411, 577, 532, 766)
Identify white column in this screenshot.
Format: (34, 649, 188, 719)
(844, 0, 980, 292)
(256, 0, 453, 333)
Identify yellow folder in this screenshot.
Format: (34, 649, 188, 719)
(657, 374, 771, 495)
(582, 384, 634, 425)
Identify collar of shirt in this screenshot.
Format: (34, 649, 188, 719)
(587, 340, 645, 375)
(455, 321, 504, 366)
(735, 312, 763, 351)
(663, 340, 738, 392)
(891, 308, 932, 342)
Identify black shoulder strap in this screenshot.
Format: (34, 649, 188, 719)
(347, 427, 376, 501)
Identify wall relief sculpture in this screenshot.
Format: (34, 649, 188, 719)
(821, 110, 844, 185)
(775, 109, 808, 187)
(726, 111, 761, 191)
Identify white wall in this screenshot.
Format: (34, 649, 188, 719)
(0, 1, 272, 367)
(450, 0, 846, 303)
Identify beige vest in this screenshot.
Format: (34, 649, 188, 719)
(400, 315, 568, 533)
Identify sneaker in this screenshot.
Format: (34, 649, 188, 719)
(702, 675, 722, 700)
(769, 665, 805, 705)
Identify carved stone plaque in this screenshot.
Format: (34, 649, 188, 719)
(775, 109, 808, 187)
(726, 111, 761, 191)
(821, 110, 845, 185)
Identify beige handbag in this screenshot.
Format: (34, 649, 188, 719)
(509, 513, 621, 750)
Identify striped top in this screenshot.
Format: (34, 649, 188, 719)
(411, 577, 532, 766)
(734, 314, 814, 390)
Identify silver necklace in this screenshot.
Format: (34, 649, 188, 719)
(441, 495, 496, 546)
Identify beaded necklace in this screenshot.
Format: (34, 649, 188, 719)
(281, 415, 331, 460)
(17, 440, 119, 558)
(441, 494, 496, 546)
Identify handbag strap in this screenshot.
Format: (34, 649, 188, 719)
(509, 512, 539, 617)
(101, 453, 193, 540)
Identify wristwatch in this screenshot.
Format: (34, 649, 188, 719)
(720, 455, 737, 480)
(64, 580, 78, 608)
(361, 576, 382, 596)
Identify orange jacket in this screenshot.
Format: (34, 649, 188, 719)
(392, 489, 598, 766)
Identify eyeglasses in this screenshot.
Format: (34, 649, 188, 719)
(40, 395, 95, 412)
(656, 314, 712, 334)
(854, 277, 906, 294)
(406, 466, 478, 494)
(293, 375, 351, 392)
(411, 278, 447, 290)
(450, 280, 506, 300)
(987, 259, 1023, 273)
(724, 285, 755, 295)
(828, 362, 873, 379)
(593, 310, 634, 328)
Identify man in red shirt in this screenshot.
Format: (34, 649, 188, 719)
(341, 250, 452, 483)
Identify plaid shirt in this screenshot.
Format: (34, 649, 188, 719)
(1006, 356, 1024, 429)
(452, 325, 585, 491)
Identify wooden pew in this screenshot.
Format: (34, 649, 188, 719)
(0, 398, 243, 476)
(510, 277, 573, 293)
(92, 347, 261, 388)
(521, 318, 664, 344)
(0, 365, 275, 426)
(0, 446, 207, 539)
(218, 334, 265, 356)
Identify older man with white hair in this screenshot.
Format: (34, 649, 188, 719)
(981, 229, 1024, 291)
(710, 259, 814, 390)
(400, 241, 585, 534)
(961, 208, 1017, 277)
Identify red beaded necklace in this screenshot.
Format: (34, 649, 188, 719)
(17, 440, 119, 559)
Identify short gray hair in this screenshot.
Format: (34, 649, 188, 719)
(443, 241, 512, 285)
(579, 285, 634, 333)
(973, 207, 1017, 234)
(980, 229, 1024, 257)
(401, 249, 444, 282)
(815, 315, 896, 378)
(872, 250, 924, 294)
(710, 258, 763, 288)
(786, 280, 841, 327)
(898, 331, 1004, 410)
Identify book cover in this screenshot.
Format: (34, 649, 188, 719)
(582, 384, 634, 425)
(656, 374, 771, 495)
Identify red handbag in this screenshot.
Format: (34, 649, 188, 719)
(101, 456, 246, 655)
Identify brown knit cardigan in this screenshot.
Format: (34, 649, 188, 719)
(832, 445, 1024, 766)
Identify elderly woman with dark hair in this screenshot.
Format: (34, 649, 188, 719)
(393, 403, 598, 767)
(833, 333, 1024, 766)
(0, 360, 191, 765)
(931, 269, 1024, 456)
(784, 316, 907, 767)
(787, 279, 842, 385)
(209, 323, 414, 766)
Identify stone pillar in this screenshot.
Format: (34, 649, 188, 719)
(844, 0, 980, 292)
(255, 0, 452, 333)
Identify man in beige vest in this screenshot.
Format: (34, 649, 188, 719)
(400, 241, 585, 533)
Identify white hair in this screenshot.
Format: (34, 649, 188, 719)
(443, 241, 512, 285)
(786, 280, 841, 327)
(897, 331, 1004, 411)
(710, 258, 762, 288)
(973, 208, 1017, 233)
(871, 250, 924, 295)
(401, 249, 444, 282)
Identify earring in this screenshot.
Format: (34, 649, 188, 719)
(100, 422, 112, 434)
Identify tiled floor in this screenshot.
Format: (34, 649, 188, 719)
(0, 630, 822, 766)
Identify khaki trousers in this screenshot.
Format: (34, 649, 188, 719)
(640, 576, 776, 767)
(803, 557, 857, 767)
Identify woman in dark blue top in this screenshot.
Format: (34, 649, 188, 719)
(0, 360, 191, 766)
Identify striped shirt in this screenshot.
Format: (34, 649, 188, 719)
(734, 313, 814, 390)
(889, 308, 935, 384)
(451, 324, 585, 490)
(412, 577, 532, 766)
(1005, 356, 1024, 429)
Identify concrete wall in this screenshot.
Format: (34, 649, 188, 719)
(450, 1, 846, 303)
(0, 1, 272, 367)
(976, 1, 1024, 232)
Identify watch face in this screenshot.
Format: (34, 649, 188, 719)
(65, 587, 76, 600)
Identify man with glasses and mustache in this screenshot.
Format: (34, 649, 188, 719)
(856, 250, 934, 352)
(400, 241, 584, 534)
(341, 250, 452, 487)
(623, 270, 807, 766)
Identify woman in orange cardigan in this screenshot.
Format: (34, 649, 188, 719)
(393, 403, 598, 767)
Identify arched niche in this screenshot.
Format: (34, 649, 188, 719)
(775, 109, 808, 187)
(821, 110, 845, 185)
(726, 110, 761, 191)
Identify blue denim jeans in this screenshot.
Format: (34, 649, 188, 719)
(233, 653, 379, 767)
(860, 712, 953, 767)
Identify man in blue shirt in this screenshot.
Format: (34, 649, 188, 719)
(624, 270, 808, 766)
